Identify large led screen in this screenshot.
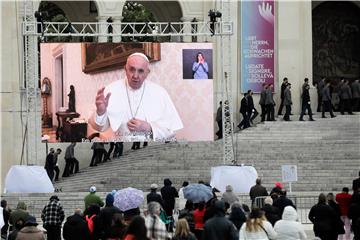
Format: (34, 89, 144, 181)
(40, 42, 214, 143)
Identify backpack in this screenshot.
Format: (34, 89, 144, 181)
(85, 214, 96, 233)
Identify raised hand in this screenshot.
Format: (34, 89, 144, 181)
(95, 87, 111, 115)
(258, 2, 274, 25)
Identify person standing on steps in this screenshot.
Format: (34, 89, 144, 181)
(265, 84, 276, 121)
(299, 78, 315, 121)
(278, 77, 288, 115)
(322, 80, 336, 118)
(283, 83, 292, 121)
(259, 83, 268, 122)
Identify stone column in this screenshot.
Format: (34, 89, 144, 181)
(97, 16, 109, 42)
(180, 16, 193, 42)
(112, 16, 123, 43)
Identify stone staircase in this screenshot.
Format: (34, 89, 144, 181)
(49, 114, 359, 193)
(1, 114, 358, 238)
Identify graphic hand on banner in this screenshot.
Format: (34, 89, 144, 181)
(258, 2, 274, 25)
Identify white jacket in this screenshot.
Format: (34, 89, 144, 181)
(273, 206, 307, 240)
(239, 220, 277, 240)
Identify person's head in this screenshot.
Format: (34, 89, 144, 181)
(269, 84, 273, 89)
(287, 83, 291, 89)
(342, 187, 349, 193)
(184, 200, 193, 211)
(175, 218, 191, 237)
(16, 201, 27, 210)
(262, 83, 268, 89)
(125, 53, 150, 90)
(256, 178, 261, 185)
(182, 181, 189, 187)
(243, 92, 248, 97)
(214, 200, 226, 215)
(282, 206, 298, 221)
(112, 212, 124, 227)
(147, 201, 161, 216)
(219, 101, 222, 106)
(225, 185, 233, 192)
(197, 201, 205, 211)
(264, 196, 273, 205)
(86, 204, 101, 216)
(318, 193, 327, 204)
(71, 142, 76, 146)
(123, 207, 141, 223)
(1, 200, 7, 208)
(150, 183, 158, 191)
(327, 192, 335, 201)
(70, 85, 74, 91)
(283, 77, 288, 82)
(56, 148, 62, 154)
(163, 178, 172, 186)
(196, 52, 205, 62)
(106, 193, 114, 206)
(49, 148, 55, 154)
(74, 208, 83, 216)
(247, 90, 253, 96)
(125, 216, 148, 239)
(89, 185, 97, 193)
(246, 208, 266, 232)
(275, 182, 283, 189)
(24, 215, 38, 227)
(304, 78, 309, 83)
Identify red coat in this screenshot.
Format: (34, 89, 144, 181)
(336, 192, 352, 216)
(193, 208, 206, 229)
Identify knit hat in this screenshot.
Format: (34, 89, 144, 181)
(275, 182, 283, 188)
(264, 196, 273, 205)
(24, 215, 38, 226)
(90, 186, 96, 193)
(106, 193, 114, 206)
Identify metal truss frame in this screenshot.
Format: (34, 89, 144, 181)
(22, 1, 235, 165)
(23, 21, 233, 37)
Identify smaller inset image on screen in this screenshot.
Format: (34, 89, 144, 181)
(182, 49, 213, 80)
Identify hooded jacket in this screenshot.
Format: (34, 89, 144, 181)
(15, 226, 45, 240)
(221, 185, 239, 205)
(274, 206, 307, 240)
(9, 202, 29, 226)
(63, 213, 91, 240)
(160, 179, 178, 214)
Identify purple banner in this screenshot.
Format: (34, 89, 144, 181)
(241, 0, 275, 93)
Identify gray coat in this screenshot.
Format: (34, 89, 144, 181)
(259, 89, 266, 105)
(265, 88, 275, 105)
(283, 88, 292, 106)
(322, 85, 331, 102)
(351, 81, 360, 98)
(340, 84, 352, 100)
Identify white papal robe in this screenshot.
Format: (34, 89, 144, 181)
(89, 79, 183, 142)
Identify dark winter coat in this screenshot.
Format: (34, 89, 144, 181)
(63, 214, 91, 240)
(262, 204, 281, 226)
(160, 179, 179, 215)
(228, 207, 246, 230)
(308, 203, 339, 240)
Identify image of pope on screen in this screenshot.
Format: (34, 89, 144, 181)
(88, 52, 183, 142)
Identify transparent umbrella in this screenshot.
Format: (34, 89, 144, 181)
(113, 187, 144, 211)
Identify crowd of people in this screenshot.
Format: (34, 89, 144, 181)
(215, 76, 360, 137)
(1, 172, 359, 240)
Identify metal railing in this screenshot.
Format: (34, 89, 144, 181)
(254, 195, 319, 224)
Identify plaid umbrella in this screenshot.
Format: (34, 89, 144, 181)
(113, 187, 144, 211)
(183, 184, 213, 203)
